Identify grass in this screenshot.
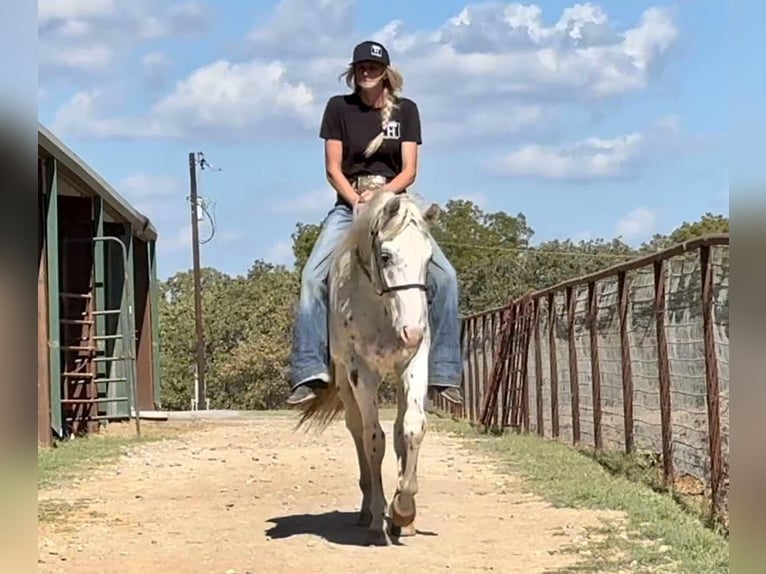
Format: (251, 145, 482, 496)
(426, 410, 729, 573)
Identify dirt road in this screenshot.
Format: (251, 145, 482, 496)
(38, 413, 623, 573)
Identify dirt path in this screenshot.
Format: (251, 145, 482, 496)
(38, 414, 624, 573)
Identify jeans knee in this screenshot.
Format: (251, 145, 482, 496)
(430, 262, 458, 297)
(300, 267, 325, 302)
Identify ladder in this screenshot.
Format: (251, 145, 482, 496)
(59, 236, 141, 438)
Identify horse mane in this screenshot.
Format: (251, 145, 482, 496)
(335, 190, 430, 262)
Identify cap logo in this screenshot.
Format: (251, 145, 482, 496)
(370, 44, 382, 58)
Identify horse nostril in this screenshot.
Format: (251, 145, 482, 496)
(401, 326, 424, 348)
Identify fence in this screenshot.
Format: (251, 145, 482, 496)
(433, 234, 729, 524)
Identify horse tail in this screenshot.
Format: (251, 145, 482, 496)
(296, 373, 344, 434)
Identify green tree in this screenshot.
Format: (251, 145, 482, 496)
(291, 222, 322, 270)
(156, 204, 728, 411)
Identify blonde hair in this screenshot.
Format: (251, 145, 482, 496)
(340, 64, 404, 157)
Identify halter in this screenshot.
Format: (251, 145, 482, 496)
(356, 224, 429, 296)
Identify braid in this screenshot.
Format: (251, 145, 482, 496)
(364, 87, 398, 158)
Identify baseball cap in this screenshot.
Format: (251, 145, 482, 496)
(352, 40, 390, 66)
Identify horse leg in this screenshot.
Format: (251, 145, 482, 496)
(389, 379, 417, 538)
(336, 372, 372, 527)
(390, 342, 428, 532)
(348, 364, 388, 546)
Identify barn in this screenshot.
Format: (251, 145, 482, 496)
(38, 123, 162, 446)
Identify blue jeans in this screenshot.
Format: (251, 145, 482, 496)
(289, 204, 462, 390)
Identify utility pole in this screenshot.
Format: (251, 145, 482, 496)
(188, 152, 206, 410)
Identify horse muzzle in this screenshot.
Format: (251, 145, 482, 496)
(399, 325, 424, 349)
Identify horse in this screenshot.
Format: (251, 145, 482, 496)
(297, 188, 441, 546)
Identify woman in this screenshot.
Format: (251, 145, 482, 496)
(287, 40, 464, 407)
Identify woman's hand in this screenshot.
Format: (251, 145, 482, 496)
(358, 189, 376, 203)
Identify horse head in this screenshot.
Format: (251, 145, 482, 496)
(353, 190, 441, 350)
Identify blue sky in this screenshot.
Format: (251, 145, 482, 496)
(37, 0, 728, 280)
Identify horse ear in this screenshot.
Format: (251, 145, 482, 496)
(383, 195, 401, 220)
(423, 203, 441, 222)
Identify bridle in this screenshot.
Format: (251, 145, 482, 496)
(356, 228, 429, 296)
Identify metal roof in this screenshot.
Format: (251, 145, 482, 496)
(38, 123, 158, 242)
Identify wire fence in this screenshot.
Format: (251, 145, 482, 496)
(432, 234, 729, 525)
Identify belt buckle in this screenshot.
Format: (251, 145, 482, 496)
(355, 174, 387, 192)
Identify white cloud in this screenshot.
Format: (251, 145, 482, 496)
(51, 60, 318, 140)
(247, 0, 354, 59)
(44, 1, 680, 144)
(615, 207, 657, 242)
(492, 114, 686, 182)
(151, 60, 317, 138)
(38, 0, 208, 79)
(38, 0, 117, 22)
(50, 89, 169, 138)
(496, 132, 644, 181)
(380, 3, 678, 100)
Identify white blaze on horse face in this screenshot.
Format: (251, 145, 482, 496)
(379, 227, 432, 348)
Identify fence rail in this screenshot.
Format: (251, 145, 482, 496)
(432, 234, 730, 524)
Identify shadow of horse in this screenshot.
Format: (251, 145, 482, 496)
(264, 510, 438, 547)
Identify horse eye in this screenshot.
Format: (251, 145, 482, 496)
(380, 251, 393, 265)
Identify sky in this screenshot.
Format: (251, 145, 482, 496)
(36, 0, 729, 280)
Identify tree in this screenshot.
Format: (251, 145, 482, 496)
(429, 199, 534, 314)
(156, 205, 728, 411)
(291, 222, 321, 271)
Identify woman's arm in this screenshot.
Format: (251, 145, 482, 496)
(383, 141, 418, 194)
(325, 139, 359, 206)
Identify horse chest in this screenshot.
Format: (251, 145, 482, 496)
(342, 309, 411, 370)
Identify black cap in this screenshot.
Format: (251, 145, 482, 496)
(352, 40, 390, 66)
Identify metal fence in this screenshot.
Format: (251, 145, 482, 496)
(432, 234, 729, 523)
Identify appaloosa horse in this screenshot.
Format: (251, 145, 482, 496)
(297, 189, 440, 546)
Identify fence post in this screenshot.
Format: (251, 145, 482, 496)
(547, 292, 560, 438)
(653, 259, 674, 487)
(501, 303, 517, 428)
(617, 271, 635, 454)
(534, 297, 544, 437)
(587, 281, 603, 450)
(492, 311, 503, 427)
(700, 245, 723, 520)
(520, 299, 532, 433)
(480, 314, 489, 425)
(566, 286, 581, 445)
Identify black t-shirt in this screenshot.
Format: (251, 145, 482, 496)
(319, 92, 422, 205)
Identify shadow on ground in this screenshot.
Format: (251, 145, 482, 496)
(265, 510, 438, 547)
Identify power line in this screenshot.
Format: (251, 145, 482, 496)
(438, 240, 640, 259)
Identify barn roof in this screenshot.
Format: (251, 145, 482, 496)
(38, 123, 158, 242)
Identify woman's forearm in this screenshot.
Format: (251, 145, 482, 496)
(383, 168, 416, 194)
(326, 167, 358, 205)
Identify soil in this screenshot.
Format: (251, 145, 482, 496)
(38, 413, 625, 573)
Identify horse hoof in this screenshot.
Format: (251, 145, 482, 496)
(391, 494, 416, 527)
(389, 521, 417, 538)
(356, 510, 373, 527)
(363, 530, 389, 547)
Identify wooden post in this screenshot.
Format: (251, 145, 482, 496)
(534, 297, 544, 436)
(654, 259, 674, 487)
(587, 281, 603, 450)
(617, 271, 635, 453)
(547, 292, 559, 438)
(566, 286, 581, 445)
(700, 245, 723, 519)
